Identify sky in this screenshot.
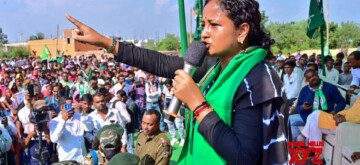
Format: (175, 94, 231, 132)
(0, 0, 359, 43)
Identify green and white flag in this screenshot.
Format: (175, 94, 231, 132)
(323, 41, 332, 56)
(307, 0, 326, 38)
(41, 45, 51, 61)
(57, 52, 64, 63)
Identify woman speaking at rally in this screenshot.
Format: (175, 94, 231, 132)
(66, 0, 289, 164)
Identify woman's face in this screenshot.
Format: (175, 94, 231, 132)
(201, 0, 242, 57)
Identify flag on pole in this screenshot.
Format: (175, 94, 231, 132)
(323, 41, 332, 56)
(307, 0, 327, 76)
(193, 0, 203, 41)
(41, 45, 51, 61)
(306, 0, 326, 38)
(87, 68, 92, 83)
(57, 52, 64, 63)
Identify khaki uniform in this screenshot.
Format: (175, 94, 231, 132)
(81, 151, 107, 165)
(135, 131, 172, 165)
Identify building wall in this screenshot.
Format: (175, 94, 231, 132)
(27, 29, 100, 57)
(27, 39, 75, 57)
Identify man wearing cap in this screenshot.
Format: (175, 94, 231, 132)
(135, 109, 171, 165)
(81, 124, 126, 165)
(275, 56, 286, 81)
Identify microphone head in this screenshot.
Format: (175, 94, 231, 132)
(184, 41, 208, 67)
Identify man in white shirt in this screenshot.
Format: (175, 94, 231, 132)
(349, 51, 360, 88)
(145, 75, 161, 111)
(73, 74, 90, 98)
(89, 93, 127, 153)
(50, 97, 93, 162)
(283, 61, 303, 106)
(108, 90, 131, 124)
(324, 58, 339, 85)
(112, 75, 125, 95)
(348, 51, 360, 104)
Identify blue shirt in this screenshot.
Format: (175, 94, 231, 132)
(296, 81, 346, 122)
(45, 95, 60, 114)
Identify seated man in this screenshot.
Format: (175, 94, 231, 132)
(300, 97, 360, 142)
(290, 69, 346, 140)
(300, 97, 360, 162)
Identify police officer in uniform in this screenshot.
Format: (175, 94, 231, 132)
(135, 109, 172, 165)
(81, 124, 125, 165)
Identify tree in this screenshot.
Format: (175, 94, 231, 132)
(145, 39, 159, 51)
(29, 32, 45, 40)
(267, 20, 324, 53)
(0, 27, 8, 46)
(261, 10, 270, 30)
(157, 34, 180, 51)
(331, 21, 360, 49)
(0, 47, 29, 59)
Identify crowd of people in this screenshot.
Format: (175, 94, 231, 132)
(0, 53, 185, 165)
(1, 0, 360, 163)
(267, 50, 360, 163)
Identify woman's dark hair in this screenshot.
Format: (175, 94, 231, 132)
(205, 0, 273, 50)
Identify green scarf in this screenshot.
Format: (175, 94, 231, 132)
(178, 47, 267, 164)
(310, 81, 328, 111)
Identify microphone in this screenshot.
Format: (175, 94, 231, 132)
(163, 41, 208, 122)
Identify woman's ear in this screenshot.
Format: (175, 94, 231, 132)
(237, 23, 250, 44)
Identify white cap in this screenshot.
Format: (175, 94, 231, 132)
(276, 56, 285, 61)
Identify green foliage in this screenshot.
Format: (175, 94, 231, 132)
(266, 20, 360, 54)
(29, 32, 45, 40)
(157, 34, 180, 51)
(145, 39, 159, 51)
(331, 21, 360, 48)
(0, 27, 8, 46)
(0, 47, 30, 59)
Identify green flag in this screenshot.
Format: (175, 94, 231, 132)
(87, 68, 92, 83)
(323, 41, 332, 56)
(41, 45, 51, 61)
(306, 0, 326, 38)
(193, 0, 203, 41)
(57, 52, 64, 63)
